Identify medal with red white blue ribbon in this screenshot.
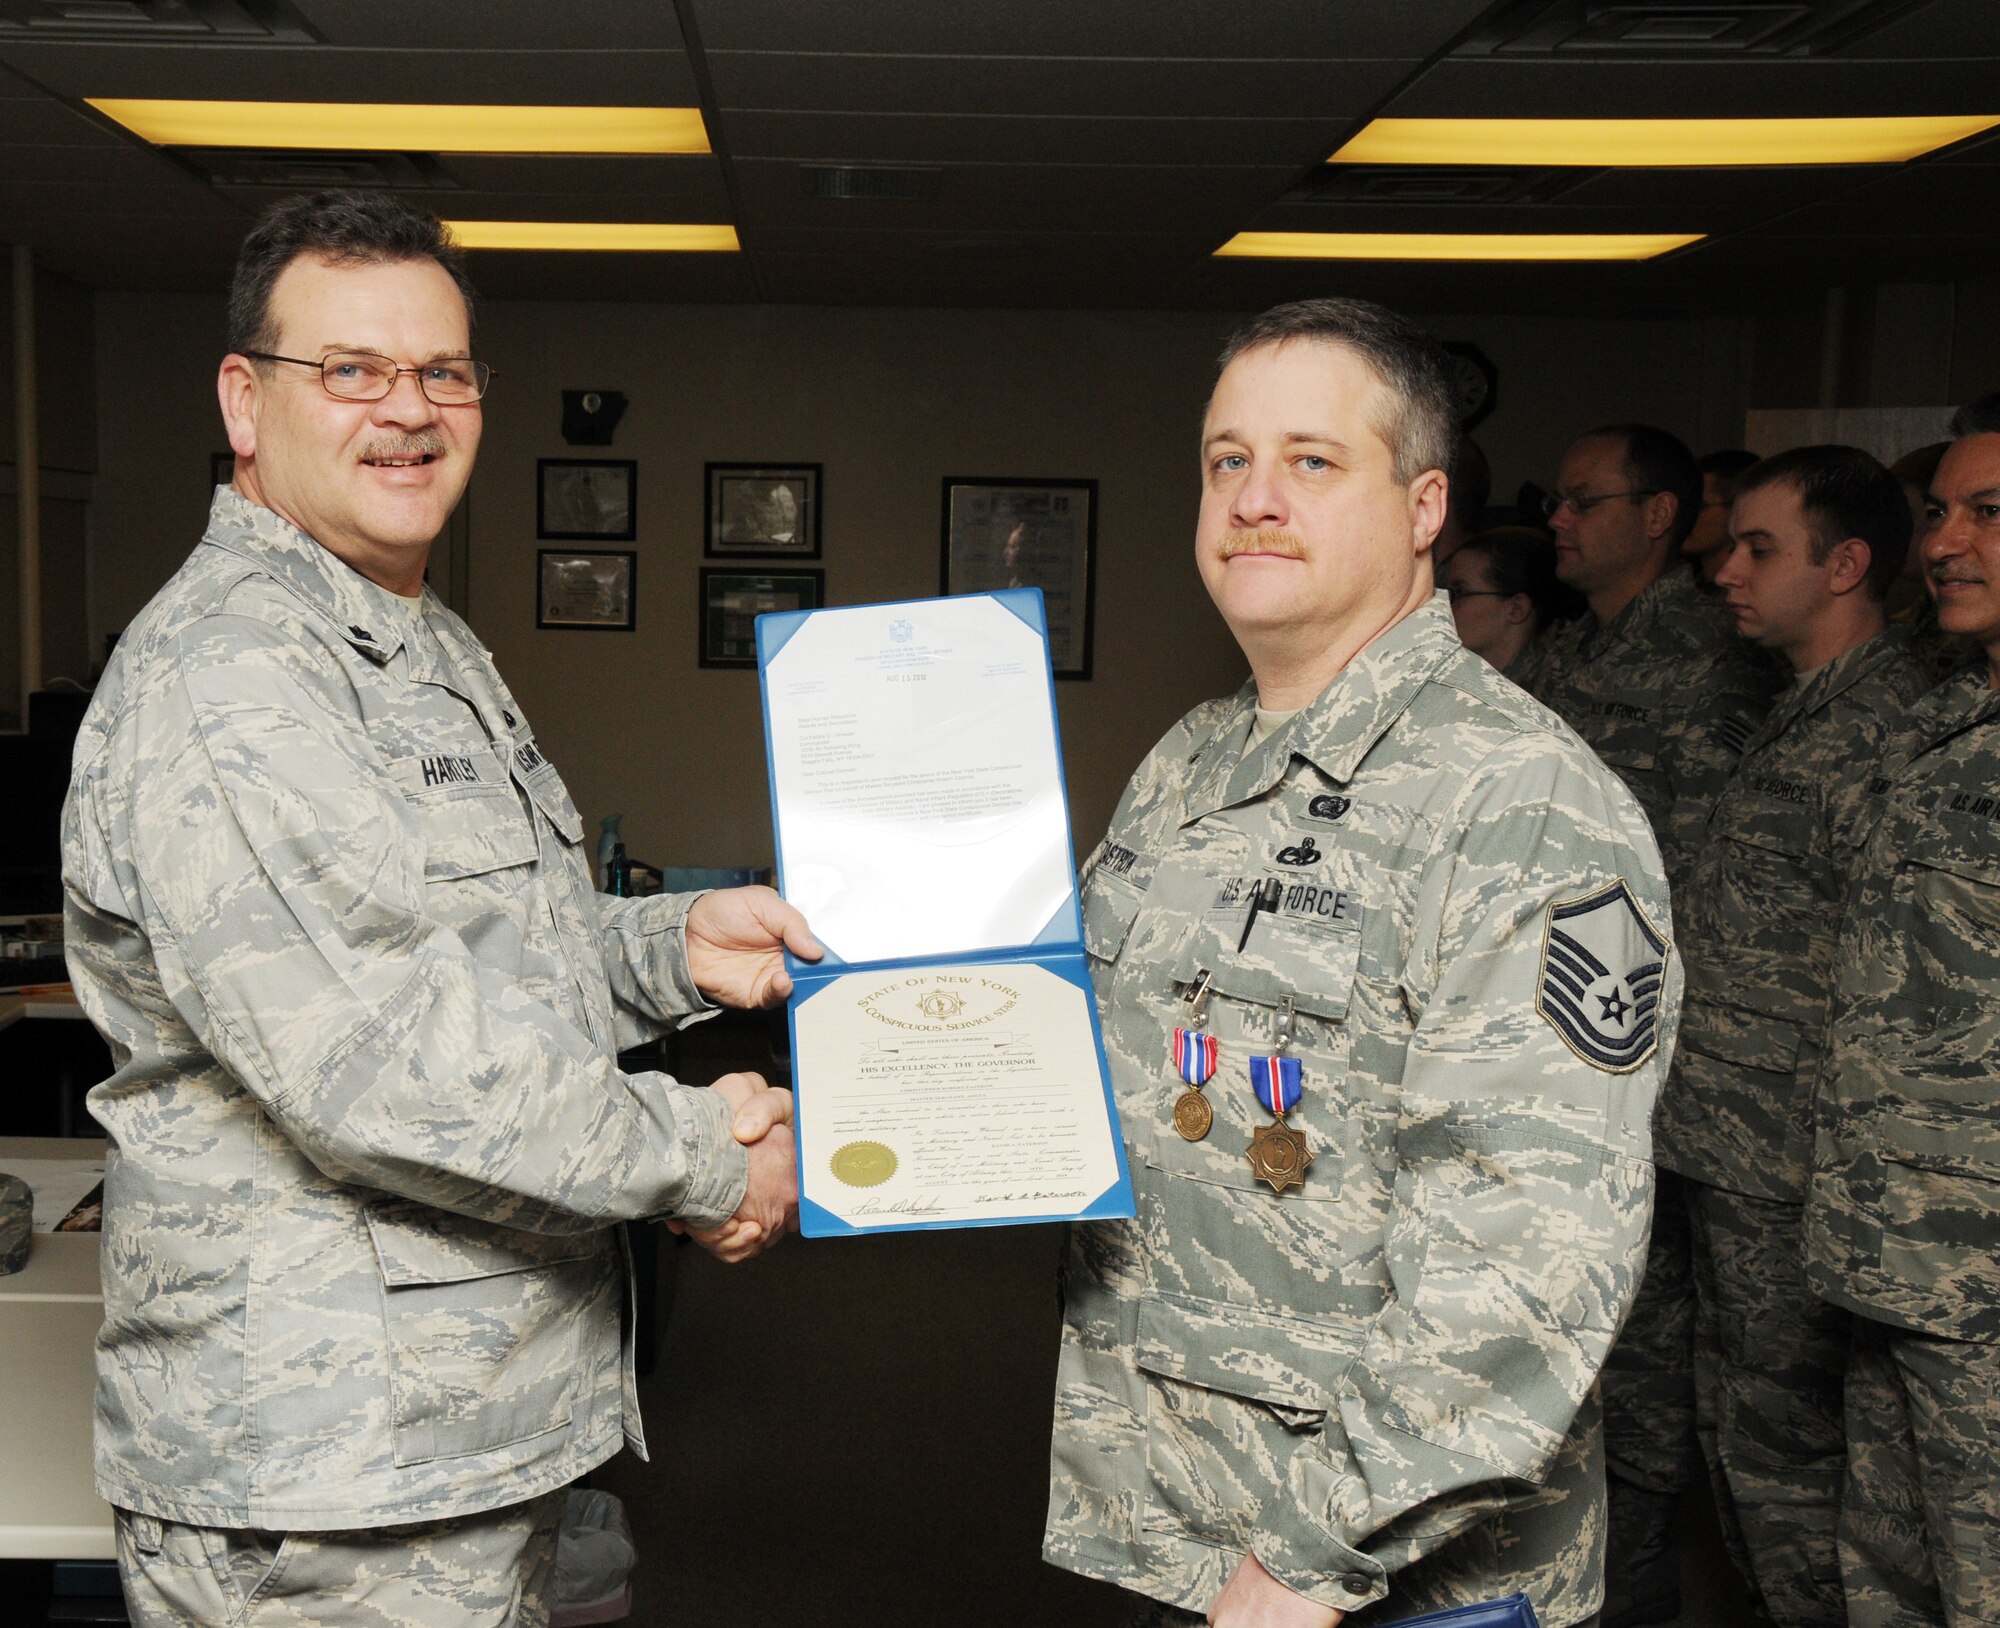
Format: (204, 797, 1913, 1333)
(1170, 970, 1217, 1141)
(1246, 997, 1314, 1193)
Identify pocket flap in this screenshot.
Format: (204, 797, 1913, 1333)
(1134, 1289, 1364, 1410)
(1082, 875, 1145, 961)
(366, 1204, 604, 1288)
(1903, 834, 2000, 889)
(520, 768, 585, 845)
(1197, 916, 1360, 1021)
(409, 785, 538, 880)
(1675, 998, 1805, 1075)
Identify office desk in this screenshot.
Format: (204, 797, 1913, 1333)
(0, 1135, 114, 1560)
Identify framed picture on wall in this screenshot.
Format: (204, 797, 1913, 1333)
(940, 476, 1097, 679)
(537, 458, 637, 541)
(537, 549, 637, 632)
(699, 567, 824, 668)
(704, 463, 822, 558)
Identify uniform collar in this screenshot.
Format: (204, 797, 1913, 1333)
(199, 486, 430, 667)
(1181, 592, 1458, 823)
(1760, 625, 1912, 742)
(1586, 566, 1693, 652)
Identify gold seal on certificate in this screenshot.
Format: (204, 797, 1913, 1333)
(830, 1141, 898, 1188)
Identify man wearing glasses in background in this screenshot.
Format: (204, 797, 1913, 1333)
(61, 192, 815, 1626)
(1510, 422, 1782, 1628)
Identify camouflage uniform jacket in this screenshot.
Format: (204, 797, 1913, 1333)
(1512, 567, 1781, 888)
(1043, 597, 1680, 1625)
(62, 490, 749, 1530)
(1804, 665, 2000, 1341)
(1655, 629, 1928, 1202)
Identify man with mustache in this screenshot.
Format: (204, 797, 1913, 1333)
(1042, 299, 1678, 1625)
(1803, 395, 2000, 1628)
(1651, 446, 1925, 1628)
(61, 192, 814, 1626)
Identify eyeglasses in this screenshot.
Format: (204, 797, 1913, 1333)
(244, 350, 494, 404)
(1446, 587, 1512, 604)
(1541, 487, 1658, 520)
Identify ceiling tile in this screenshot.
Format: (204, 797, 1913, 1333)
(721, 110, 1343, 168)
(705, 52, 1419, 120)
(0, 44, 701, 106)
(289, 1, 691, 52)
(1385, 57, 2000, 119)
(687, 0, 1494, 59)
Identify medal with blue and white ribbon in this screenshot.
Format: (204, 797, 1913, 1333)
(1171, 969, 1218, 1141)
(1246, 997, 1314, 1193)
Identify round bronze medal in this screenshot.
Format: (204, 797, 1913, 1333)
(1172, 1088, 1214, 1142)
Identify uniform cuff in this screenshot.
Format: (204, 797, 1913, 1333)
(667, 1079, 748, 1228)
(1250, 1436, 1388, 1612)
(659, 891, 721, 1020)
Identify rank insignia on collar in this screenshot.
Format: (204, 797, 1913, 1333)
(1536, 880, 1669, 1073)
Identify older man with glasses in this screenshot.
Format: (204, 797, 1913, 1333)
(61, 190, 818, 1626)
(1511, 421, 1783, 1628)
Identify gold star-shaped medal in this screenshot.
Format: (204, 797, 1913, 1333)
(1246, 1117, 1313, 1194)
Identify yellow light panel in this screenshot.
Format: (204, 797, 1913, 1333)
(86, 98, 710, 155)
(1215, 231, 1703, 262)
(1329, 115, 2000, 168)
(443, 221, 739, 252)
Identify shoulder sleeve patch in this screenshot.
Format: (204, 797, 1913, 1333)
(1536, 879, 1670, 1073)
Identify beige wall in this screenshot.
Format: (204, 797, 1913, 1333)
(89, 287, 1771, 862)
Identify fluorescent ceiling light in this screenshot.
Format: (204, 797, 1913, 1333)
(86, 98, 710, 155)
(1215, 231, 1703, 262)
(444, 221, 740, 252)
(1329, 116, 2000, 168)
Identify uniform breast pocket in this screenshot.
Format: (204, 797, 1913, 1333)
(1148, 915, 1363, 1191)
(409, 785, 538, 883)
(365, 1203, 615, 1466)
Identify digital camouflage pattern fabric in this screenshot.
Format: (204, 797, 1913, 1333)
(1511, 566, 1782, 889)
(1657, 627, 1929, 1202)
(1805, 666, 2000, 1341)
(63, 489, 749, 1530)
(1043, 597, 1679, 1626)
(1839, 1319, 2000, 1628)
(1688, 1183, 1851, 1628)
(1654, 628, 1925, 1628)
(1515, 565, 1782, 1542)
(114, 1489, 563, 1628)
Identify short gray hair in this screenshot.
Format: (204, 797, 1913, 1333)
(1214, 298, 1457, 487)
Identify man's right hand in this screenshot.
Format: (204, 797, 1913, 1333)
(668, 1071, 798, 1263)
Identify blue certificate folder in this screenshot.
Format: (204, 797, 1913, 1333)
(1392, 1596, 1539, 1628)
(755, 590, 1135, 1238)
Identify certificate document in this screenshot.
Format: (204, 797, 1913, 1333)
(795, 964, 1122, 1228)
(757, 592, 1134, 1236)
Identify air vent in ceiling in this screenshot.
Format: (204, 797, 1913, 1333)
(1455, 0, 1936, 55)
(1285, 165, 1592, 205)
(805, 165, 936, 202)
(0, 0, 314, 42)
(182, 149, 453, 190)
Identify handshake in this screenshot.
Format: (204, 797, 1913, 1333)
(666, 1071, 799, 1264)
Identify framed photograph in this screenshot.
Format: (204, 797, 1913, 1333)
(699, 568, 824, 669)
(705, 462, 822, 557)
(940, 477, 1098, 679)
(538, 458, 637, 541)
(537, 549, 637, 632)
(210, 451, 235, 490)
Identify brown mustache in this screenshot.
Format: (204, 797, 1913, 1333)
(359, 431, 447, 462)
(1217, 528, 1305, 560)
